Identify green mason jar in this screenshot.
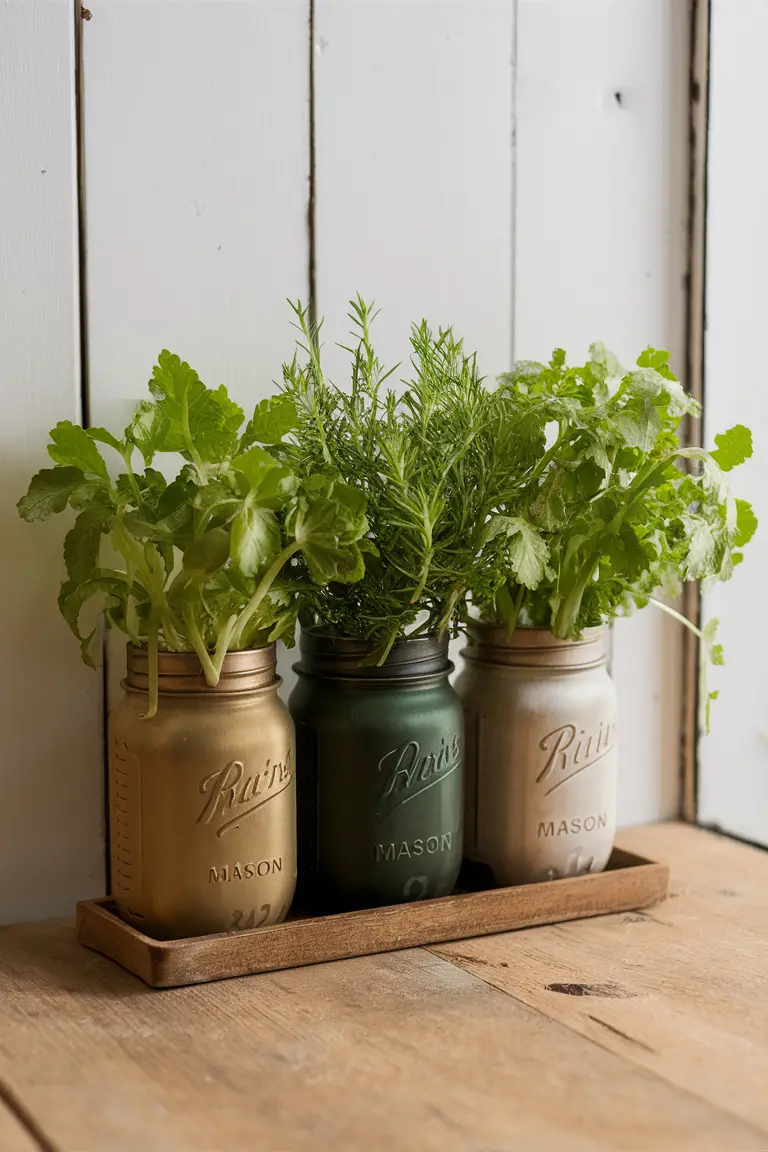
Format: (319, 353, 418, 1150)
(289, 629, 464, 913)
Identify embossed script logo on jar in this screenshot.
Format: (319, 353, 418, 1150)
(536, 720, 616, 795)
(197, 753, 292, 838)
(376, 734, 461, 820)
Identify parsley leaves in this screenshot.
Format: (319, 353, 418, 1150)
(18, 352, 368, 716)
(471, 345, 756, 730)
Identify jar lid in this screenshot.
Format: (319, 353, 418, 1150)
(295, 627, 451, 679)
(462, 624, 607, 670)
(125, 643, 278, 694)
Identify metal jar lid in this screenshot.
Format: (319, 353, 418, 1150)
(294, 627, 451, 680)
(462, 623, 607, 670)
(125, 643, 278, 695)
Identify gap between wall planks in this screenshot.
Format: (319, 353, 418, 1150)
(515, 0, 691, 825)
(0, 0, 105, 925)
(681, 0, 710, 824)
(78, 0, 311, 710)
(0, 824, 765, 1150)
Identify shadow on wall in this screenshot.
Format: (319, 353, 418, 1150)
(0, 463, 105, 925)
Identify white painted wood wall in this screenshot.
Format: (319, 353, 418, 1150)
(0, 1, 104, 923)
(699, 0, 768, 847)
(0, 0, 692, 922)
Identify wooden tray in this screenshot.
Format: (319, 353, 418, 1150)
(76, 847, 668, 989)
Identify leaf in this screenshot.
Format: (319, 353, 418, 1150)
(583, 436, 613, 480)
(64, 506, 114, 582)
(628, 367, 693, 416)
(191, 478, 241, 524)
(734, 498, 758, 548)
(182, 527, 231, 574)
(609, 403, 661, 453)
(121, 513, 177, 544)
(699, 617, 724, 734)
(327, 480, 369, 543)
(705, 689, 719, 733)
(253, 466, 299, 509)
(266, 595, 299, 646)
(481, 515, 549, 589)
(17, 467, 86, 521)
(589, 342, 623, 379)
(682, 516, 716, 580)
(88, 427, 124, 454)
(530, 468, 576, 531)
(230, 505, 282, 577)
(149, 351, 244, 464)
(233, 445, 280, 490)
(58, 575, 128, 668)
(47, 421, 109, 479)
(240, 394, 298, 450)
(126, 401, 170, 466)
(710, 424, 753, 472)
(288, 492, 367, 585)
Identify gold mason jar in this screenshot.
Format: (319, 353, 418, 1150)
(108, 644, 296, 939)
(456, 624, 618, 885)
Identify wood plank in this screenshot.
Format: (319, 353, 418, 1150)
(430, 822, 768, 1134)
(312, 0, 515, 710)
(0, 0, 105, 924)
(0, 916, 763, 1151)
(515, 0, 690, 826)
(698, 0, 768, 846)
(0, 1098, 38, 1152)
(313, 0, 514, 398)
(75, 850, 668, 987)
(79, 0, 310, 706)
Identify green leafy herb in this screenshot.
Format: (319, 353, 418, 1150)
(18, 352, 368, 716)
(275, 298, 508, 661)
(471, 345, 756, 730)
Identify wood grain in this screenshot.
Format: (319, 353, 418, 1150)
(76, 850, 668, 987)
(0, 897, 764, 1151)
(0, 1099, 38, 1152)
(431, 822, 768, 1133)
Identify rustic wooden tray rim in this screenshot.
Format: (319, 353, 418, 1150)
(76, 847, 669, 989)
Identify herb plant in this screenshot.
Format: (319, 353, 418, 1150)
(470, 345, 757, 725)
(269, 298, 514, 662)
(18, 352, 368, 716)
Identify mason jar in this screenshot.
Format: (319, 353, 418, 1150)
(108, 644, 296, 939)
(289, 629, 463, 912)
(455, 624, 618, 885)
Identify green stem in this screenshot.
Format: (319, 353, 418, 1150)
(496, 581, 525, 636)
(140, 616, 160, 720)
(619, 587, 704, 641)
(528, 432, 569, 485)
(111, 520, 184, 652)
(213, 614, 239, 674)
(181, 388, 207, 481)
(554, 556, 599, 638)
(184, 606, 219, 686)
(143, 542, 184, 651)
(211, 540, 302, 678)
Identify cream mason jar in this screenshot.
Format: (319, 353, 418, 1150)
(108, 644, 296, 939)
(455, 624, 618, 885)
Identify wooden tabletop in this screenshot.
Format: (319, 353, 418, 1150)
(0, 822, 765, 1152)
